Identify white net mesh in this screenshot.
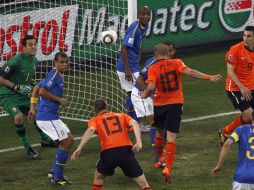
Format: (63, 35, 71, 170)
(0, 0, 128, 120)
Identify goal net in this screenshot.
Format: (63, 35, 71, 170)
(0, 0, 130, 121)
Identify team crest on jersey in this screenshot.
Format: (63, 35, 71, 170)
(128, 38, 134, 45)
(47, 80, 53, 87)
(228, 54, 233, 61)
(4, 66, 11, 73)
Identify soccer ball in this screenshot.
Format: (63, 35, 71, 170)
(100, 30, 118, 44)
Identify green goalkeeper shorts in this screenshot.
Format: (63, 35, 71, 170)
(0, 94, 30, 117)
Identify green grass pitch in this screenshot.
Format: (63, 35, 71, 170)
(0, 44, 240, 189)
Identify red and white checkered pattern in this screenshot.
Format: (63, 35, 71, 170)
(224, 0, 252, 14)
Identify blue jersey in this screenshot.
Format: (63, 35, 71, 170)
(36, 69, 64, 120)
(229, 125, 254, 184)
(116, 20, 148, 73)
(134, 56, 157, 91)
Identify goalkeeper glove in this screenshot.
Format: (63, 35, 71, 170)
(30, 79, 37, 87)
(13, 84, 31, 95)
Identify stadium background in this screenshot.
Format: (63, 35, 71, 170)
(0, 0, 252, 189)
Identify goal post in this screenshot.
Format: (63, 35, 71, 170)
(0, 0, 137, 121)
(128, 0, 137, 26)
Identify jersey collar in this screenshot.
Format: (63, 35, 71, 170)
(53, 67, 64, 77)
(138, 19, 146, 29)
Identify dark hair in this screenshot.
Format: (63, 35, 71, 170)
(245, 26, 254, 33)
(94, 99, 107, 113)
(163, 41, 175, 50)
(22, 35, 37, 46)
(54, 52, 68, 61)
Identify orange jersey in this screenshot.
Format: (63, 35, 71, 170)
(147, 58, 188, 106)
(225, 42, 254, 91)
(88, 111, 133, 152)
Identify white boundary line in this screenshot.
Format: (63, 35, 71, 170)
(181, 111, 239, 123)
(0, 111, 240, 154)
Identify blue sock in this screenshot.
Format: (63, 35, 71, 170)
(125, 95, 139, 122)
(150, 127, 158, 162)
(52, 149, 69, 179)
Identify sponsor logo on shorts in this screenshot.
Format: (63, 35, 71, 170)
(148, 104, 152, 111)
(60, 130, 65, 136)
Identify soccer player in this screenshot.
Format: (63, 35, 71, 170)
(28, 52, 74, 185)
(141, 44, 222, 183)
(211, 111, 254, 190)
(71, 99, 152, 190)
(131, 42, 176, 168)
(116, 6, 151, 123)
(219, 25, 254, 146)
(0, 35, 56, 159)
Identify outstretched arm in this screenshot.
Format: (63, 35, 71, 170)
(71, 127, 95, 160)
(182, 68, 222, 82)
(211, 138, 234, 176)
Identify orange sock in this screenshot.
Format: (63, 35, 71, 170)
(223, 116, 244, 135)
(92, 184, 103, 190)
(143, 187, 153, 190)
(165, 142, 176, 172)
(154, 137, 164, 162)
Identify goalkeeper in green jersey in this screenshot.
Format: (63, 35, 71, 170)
(0, 35, 57, 159)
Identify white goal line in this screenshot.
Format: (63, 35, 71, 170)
(0, 111, 240, 154)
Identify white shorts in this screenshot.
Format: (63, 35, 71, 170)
(232, 181, 254, 190)
(131, 87, 154, 118)
(117, 71, 139, 92)
(36, 119, 70, 141)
